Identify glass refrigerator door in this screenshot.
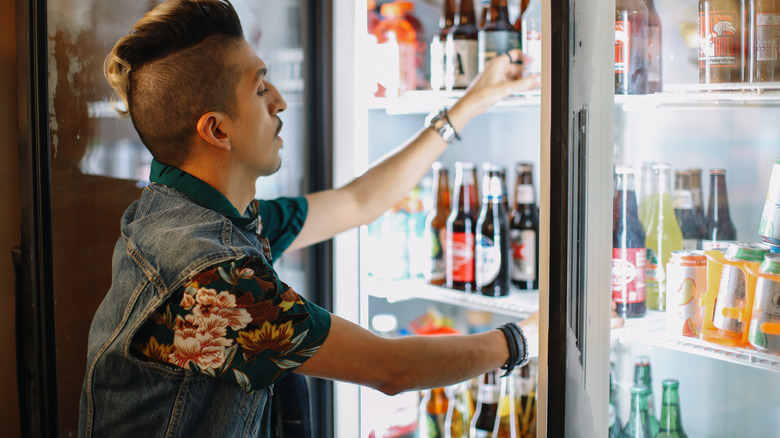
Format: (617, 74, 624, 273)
(16, 0, 322, 435)
(555, 0, 780, 437)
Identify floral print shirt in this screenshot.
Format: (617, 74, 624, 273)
(131, 160, 331, 392)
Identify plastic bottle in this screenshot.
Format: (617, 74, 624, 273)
(396, 1, 427, 89)
(372, 2, 418, 96)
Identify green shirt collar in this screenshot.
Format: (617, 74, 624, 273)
(149, 159, 257, 230)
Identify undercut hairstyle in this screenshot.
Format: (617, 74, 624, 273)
(105, 0, 245, 166)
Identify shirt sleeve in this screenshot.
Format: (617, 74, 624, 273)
(255, 197, 308, 260)
(131, 255, 331, 392)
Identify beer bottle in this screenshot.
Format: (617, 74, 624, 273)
(656, 380, 689, 438)
(701, 169, 737, 250)
(478, 0, 520, 72)
(447, 162, 479, 291)
(446, 0, 479, 90)
(699, 0, 743, 83)
(688, 168, 706, 238)
(609, 366, 623, 438)
(431, 0, 458, 91)
(426, 163, 451, 286)
(619, 386, 654, 438)
(491, 372, 520, 438)
(612, 167, 647, 318)
(672, 171, 701, 250)
(512, 0, 532, 34)
(445, 382, 473, 438)
(509, 163, 540, 290)
(644, 163, 683, 311)
(749, 0, 780, 82)
(420, 387, 450, 438)
(477, 165, 511, 296)
(520, 0, 543, 77)
(470, 370, 499, 438)
(644, 0, 663, 93)
(615, 0, 649, 94)
(633, 356, 659, 437)
(516, 363, 537, 437)
(480, 0, 490, 28)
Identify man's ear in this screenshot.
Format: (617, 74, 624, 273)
(196, 111, 231, 151)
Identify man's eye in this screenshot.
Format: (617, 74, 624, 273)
(257, 89, 268, 96)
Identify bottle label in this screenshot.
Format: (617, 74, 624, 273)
(451, 231, 475, 282)
(427, 227, 446, 282)
(612, 248, 647, 304)
(756, 13, 780, 62)
(476, 235, 502, 287)
(523, 30, 543, 76)
(672, 190, 693, 209)
(699, 11, 739, 67)
(510, 229, 536, 282)
(515, 184, 535, 204)
(447, 39, 478, 88)
(615, 20, 631, 74)
(478, 30, 520, 71)
(647, 25, 662, 82)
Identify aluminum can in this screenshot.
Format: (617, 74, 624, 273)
(748, 258, 780, 353)
(764, 237, 780, 254)
(713, 242, 770, 333)
(759, 160, 780, 241)
(666, 250, 707, 337)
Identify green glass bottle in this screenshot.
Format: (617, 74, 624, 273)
(619, 386, 653, 438)
(633, 357, 659, 437)
(656, 379, 689, 438)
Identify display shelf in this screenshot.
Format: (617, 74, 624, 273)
(612, 311, 780, 373)
(616, 82, 780, 110)
(368, 89, 543, 115)
(363, 277, 538, 318)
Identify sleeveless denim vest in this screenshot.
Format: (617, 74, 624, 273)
(79, 184, 275, 437)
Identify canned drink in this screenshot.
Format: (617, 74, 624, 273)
(713, 242, 771, 334)
(759, 160, 780, 241)
(666, 250, 707, 337)
(761, 253, 780, 275)
(747, 271, 780, 354)
(764, 237, 780, 254)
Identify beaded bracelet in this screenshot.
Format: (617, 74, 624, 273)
(498, 322, 529, 376)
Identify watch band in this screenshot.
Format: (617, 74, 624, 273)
(425, 107, 461, 143)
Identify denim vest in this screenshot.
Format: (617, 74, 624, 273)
(79, 184, 276, 437)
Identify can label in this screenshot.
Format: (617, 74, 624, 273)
(450, 231, 475, 282)
(510, 229, 536, 282)
(612, 248, 647, 304)
(476, 236, 501, 287)
(666, 251, 707, 338)
(748, 275, 780, 353)
(761, 254, 780, 275)
(713, 264, 747, 333)
(699, 11, 740, 68)
(615, 21, 631, 74)
(759, 161, 780, 241)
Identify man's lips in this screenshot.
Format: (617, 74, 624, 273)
(275, 116, 283, 138)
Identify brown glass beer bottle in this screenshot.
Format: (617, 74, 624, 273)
(470, 370, 499, 438)
(513, 0, 532, 34)
(431, 0, 457, 90)
(446, 162, 479, 291)
(446, 0, 479, 90)
(701, 169, 737, 250)
(616, 0, 649, 94)
(478, 0, 520, 72)
(749, 0, 780, 82)
(425, 163, 451, 286)
(476, 165, 510, 296)
(510, 163, 540, 290)
(699, 0, 743, 83)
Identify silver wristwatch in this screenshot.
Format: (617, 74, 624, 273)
(425, 107, 461, 143)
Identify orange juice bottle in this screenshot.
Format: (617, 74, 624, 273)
(372, 2, 418, 96)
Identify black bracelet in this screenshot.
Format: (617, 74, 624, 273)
(498, 322, 529, 376)
(440, 107, 461, 141)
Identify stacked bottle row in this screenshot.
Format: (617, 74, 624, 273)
(419, 364, 537, 438)
(610, 357, 689, 438)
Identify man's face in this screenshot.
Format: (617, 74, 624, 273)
(227, 39, 288, 177)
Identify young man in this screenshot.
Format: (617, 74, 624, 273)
(79, 1, 541, 436)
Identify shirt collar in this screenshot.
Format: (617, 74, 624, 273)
(149, 159, 259, 231)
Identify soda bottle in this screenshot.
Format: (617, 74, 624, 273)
(520, 0, 542, 77)
(491, 372, 520, 438)
(478, 0, 520, 72)
(749, 0, 780, 82)
(447, 162, 480, 291)
(373, 2, 418, 96)
(688, 168, 706, 238)
(699, 0, 743, 83)
(609, 366, 622, 438)
(612, 167, 647, 318)
(644, 0, 663, 92)
(512, 0, 532, 34)
(426, 163, 451, 286)
(446, 0, 479, 90)
(420, 387, 450, 438)
(470, 370, 499, 438)
(509, 163, 540, 290)
(445, 382, 473, 438)
(619, 386, 654, 438)
(476, 165, 511, 296)
(615, 0, 649, 94)
(655, 379, 689, 438)
(645, 163, 683, 311)
(397, 1, 427, 90)
(633, 356, 659, 437)
(701, 169, 737, 250)
(638, 162, 657, 229)
(431, 0, 458, 90)
(672, 171, 701, 250)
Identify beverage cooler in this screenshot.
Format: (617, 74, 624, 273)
(333, 1, 780, 437)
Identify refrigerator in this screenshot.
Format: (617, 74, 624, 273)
(333, 0, 780, 437)
(15, 0, 334, 436)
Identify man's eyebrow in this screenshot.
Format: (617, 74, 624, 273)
(254, 68, 267, 85)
